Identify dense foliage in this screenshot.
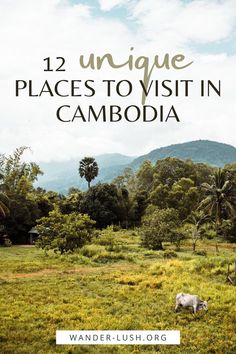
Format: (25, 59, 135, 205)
(36, 210, 96, 254)
(141, 207, 182, 250)
(1, 142, 236, 354)
(0, 147, 235, 249)
(0, 147, 44, 243)
(199, 169, 236, 233)
(79, 183, 129, 228)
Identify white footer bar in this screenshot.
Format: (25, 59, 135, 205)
(56, 330, 180, 345)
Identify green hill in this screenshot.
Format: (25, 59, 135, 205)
(130, 140, 236, 169)
(36, 140, 236, 193)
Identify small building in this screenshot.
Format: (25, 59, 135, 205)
(28, 227, 39, 245)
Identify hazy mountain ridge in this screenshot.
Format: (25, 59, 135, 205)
(36, 140, 236, 193)
(36, 154, 135, 193)
(130, 140, 236, 169)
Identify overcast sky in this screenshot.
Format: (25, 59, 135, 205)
(0, 0, 236, 162)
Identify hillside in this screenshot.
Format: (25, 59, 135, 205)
(130, 140, 236, 169)
(36, 140, 236, 193)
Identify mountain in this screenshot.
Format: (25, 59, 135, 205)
(36, 154, 135, 194)
(130, 140, 236, 169)
(36, 140, 236, 193)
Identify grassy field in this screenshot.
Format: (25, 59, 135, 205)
(0, 230, 236, 354)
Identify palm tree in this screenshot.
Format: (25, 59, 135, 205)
(198, 169, 236, 234)
(0, 194, 9, 217)
(0, 169, 9, 217)
(79, 157, 99, 189)
(185, 212, 210, 252)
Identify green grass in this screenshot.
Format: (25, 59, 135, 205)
(0, 231, 236, 353)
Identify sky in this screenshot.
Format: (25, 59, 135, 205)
(0, 0, 236, 162)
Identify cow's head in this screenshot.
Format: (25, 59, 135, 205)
(198, 300, 208, 312)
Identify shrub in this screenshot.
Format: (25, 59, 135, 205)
(80, 244, 105, 258)
(193, 250, 207, 256)
(163, 250, 178, 259)
(222, 217, 236, 243)
(36, 210, 95, 254)
(95, 230, 115, 247)
(192, 259, 215, 272)
(112, 225, 121, 232)
(92, 251, 126, 263)
(141, 207, 181, 250)
(95, 227, 122, 252)
(211, 267, 224, 275)
(3, 238, 12, 247)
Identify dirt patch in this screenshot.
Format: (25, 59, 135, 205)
(0, 268, 97, 279)
(0, 264, 139, 280)
(14, 245, 36, 248)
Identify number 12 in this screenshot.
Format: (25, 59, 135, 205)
(43, 57, 66, 71)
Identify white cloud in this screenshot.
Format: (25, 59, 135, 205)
(131, 0, 236, 45)
(99, 0, 128, 12)
(0, 0, 235, 162)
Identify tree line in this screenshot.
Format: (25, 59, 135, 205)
(0, 147, 235, 252)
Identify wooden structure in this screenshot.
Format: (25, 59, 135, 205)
(227, 262, 236, 285)
(28, 227, 39, 245)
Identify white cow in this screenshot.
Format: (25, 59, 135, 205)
(175, 293, 209, 314)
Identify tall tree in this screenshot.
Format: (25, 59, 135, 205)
(79, 157, 98, 189)
(0, 191, 9, 217)
(136, 160, 154, 191)
(0, 168, 9, 217)
(0, 147, 43, 243)
(80, 183, 127, 228)
(113, 167, 137, 195)
(198, 169, 236, 234)
(1, 146, 42, 197)
(0, 192, 9, 217)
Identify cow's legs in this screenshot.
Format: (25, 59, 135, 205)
(175, 303, 180, 312)
(192, 304, 197, 314)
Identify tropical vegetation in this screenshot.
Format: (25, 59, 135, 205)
(1, 146, 236, 353)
